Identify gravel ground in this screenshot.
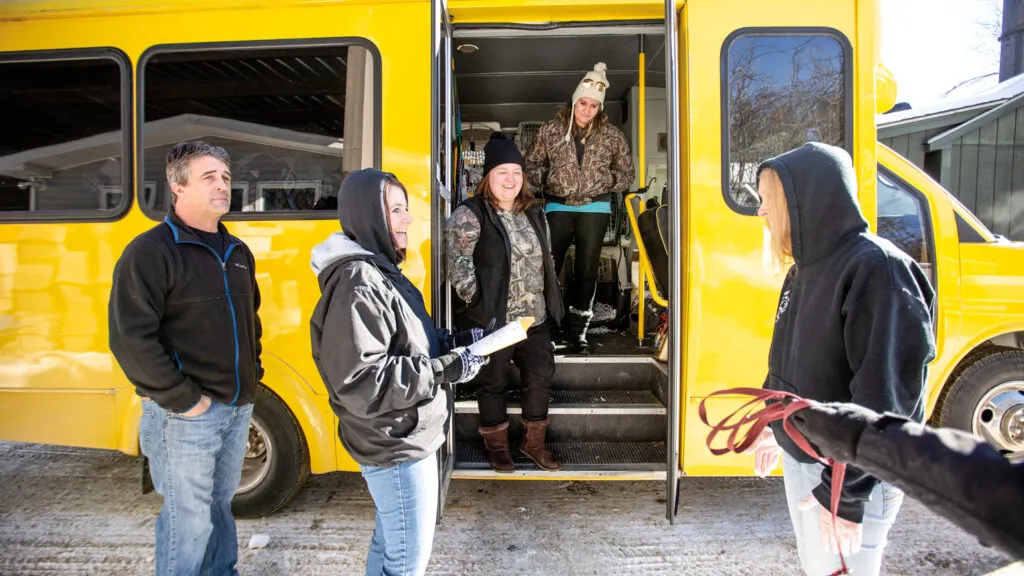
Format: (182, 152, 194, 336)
(0, 441, 1017, 575)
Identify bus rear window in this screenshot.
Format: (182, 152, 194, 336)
(722, 31, 851, 213)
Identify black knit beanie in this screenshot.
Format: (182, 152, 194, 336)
(482, 132, 525, 177)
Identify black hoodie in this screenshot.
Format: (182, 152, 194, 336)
(760, 143, 936, 523)
(309, 169, 445, 467)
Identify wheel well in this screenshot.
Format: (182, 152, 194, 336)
(931, 334, 1023, 426)
(256, 383, 310, 455)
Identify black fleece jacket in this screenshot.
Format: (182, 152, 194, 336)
(109, 210, 263, 412)
(760, 143, 936, 523)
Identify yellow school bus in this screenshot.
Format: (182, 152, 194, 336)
(1, 0, 1021, 519)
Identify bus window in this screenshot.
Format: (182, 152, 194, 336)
(722, 30, 852, 213)
(0, 51, 131, 219)
(877, 168, 935, 283)
(139, 41, 378, 218)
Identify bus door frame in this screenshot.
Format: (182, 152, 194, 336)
(431, 0, 457, 522)
(663, 0, 683, 524)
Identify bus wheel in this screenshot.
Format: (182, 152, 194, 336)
(940, 349, 1024, 464)
(232, 385, 311, 518)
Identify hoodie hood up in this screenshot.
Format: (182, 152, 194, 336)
(337, 168, 402, 267)
(758, 143, 868, 265)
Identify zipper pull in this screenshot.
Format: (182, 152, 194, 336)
(222, 261, 227, 271)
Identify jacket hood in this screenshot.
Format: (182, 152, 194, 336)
(758, 143, 868, 265)
(337, 168, 401, 266)
(310, 232, 371, 278)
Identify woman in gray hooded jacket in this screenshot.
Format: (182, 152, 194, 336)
(309, 168, 486, 576)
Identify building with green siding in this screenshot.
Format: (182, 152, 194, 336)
(878, 74, 1024, 241)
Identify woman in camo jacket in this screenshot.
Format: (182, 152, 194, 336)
(447, 133, 565, 473)
(525, 62, 635, 354)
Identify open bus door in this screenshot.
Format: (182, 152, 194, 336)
(432, 0, 457, 522)
(663, 0, 684, 524)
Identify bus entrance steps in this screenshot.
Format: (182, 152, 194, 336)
(452, 356, 668, 478)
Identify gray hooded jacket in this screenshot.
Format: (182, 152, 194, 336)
(309, 169, 446, 467)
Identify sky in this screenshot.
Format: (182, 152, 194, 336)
(881, 0, 1004, 107)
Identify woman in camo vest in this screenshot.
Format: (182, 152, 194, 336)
(447, 133, 566, 473)
(525, 62, 635, 354)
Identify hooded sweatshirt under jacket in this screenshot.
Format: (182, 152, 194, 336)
(760, 143, 936, 523)
(309, 169, 446, 467)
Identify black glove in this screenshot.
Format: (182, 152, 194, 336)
(788, 402, 882, 464)
(430, 347, 488, 385)
(452, 318, 497, 348)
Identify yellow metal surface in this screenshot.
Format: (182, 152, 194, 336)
(0, 0, 433, 475)
(875, 62, 898, 114)
(448, 0, 667, 24)
(3, 0, 1021, 486)
(874, 146, 1024, 418)
(680, 0, 868, 476)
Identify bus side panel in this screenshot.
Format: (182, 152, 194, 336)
(0, 0, 433, 475)
(0, 221, 129, 449)
(680, 0, 869, 476)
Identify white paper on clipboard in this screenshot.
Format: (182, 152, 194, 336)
(467, 317, 535, 357)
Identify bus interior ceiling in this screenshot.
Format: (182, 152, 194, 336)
(449, 30, 671, 477)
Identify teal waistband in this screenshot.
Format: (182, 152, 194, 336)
(545, 201, 612, 214)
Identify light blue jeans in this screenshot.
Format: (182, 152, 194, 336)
(359, 452, 439, 576)
(139, 400, 254, 576)
(782, 453, 904, 576)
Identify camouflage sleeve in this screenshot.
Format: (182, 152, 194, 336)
(446, 205, 481, 304)
(525, 121, 552, 191)
(609, 128, 636, 194)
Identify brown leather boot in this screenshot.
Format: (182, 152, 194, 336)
(478, 422, 515, 473)
(519, 418, 563, 471)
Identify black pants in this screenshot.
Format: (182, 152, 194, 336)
(476, 323, 555, 427)
(547, 211, 609, 317)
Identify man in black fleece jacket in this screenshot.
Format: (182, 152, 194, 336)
(109, 141, 262, 575)
(750, 143, 936, 576)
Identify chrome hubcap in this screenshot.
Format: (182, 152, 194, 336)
(238, 417, 273, 494)
(972, 380, 1024, 464)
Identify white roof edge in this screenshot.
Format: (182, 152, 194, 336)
(877, 73, 1024, 126)
(877, 102, 1000, 129)
(926, 91, 1024, 150)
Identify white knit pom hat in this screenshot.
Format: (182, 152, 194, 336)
(565, 62, 609, 141)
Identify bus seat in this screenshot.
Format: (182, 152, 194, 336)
(637, 202, 670, 298)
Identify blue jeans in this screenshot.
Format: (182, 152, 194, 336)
(782, 453, 904, 576)
(359, 452, 439, 576)
(139, 400, 254, 576)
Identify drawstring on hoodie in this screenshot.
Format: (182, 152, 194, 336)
(699, 388, 850, 576)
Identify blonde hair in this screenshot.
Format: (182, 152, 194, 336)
(758, 167, 794, 274)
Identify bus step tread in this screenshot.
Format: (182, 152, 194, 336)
(455, 440, 667, 470)
(454, 389, 664, 413)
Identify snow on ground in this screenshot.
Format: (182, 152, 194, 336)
(0, 441, 1017, 575)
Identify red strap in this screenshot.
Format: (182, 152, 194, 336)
(699, 388, 850, 576)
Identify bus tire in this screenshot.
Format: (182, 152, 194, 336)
(939, 349, 1024, 461)
(232, 385, 311, 518)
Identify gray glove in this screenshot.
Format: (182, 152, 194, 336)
(431, 347, 488, 385)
